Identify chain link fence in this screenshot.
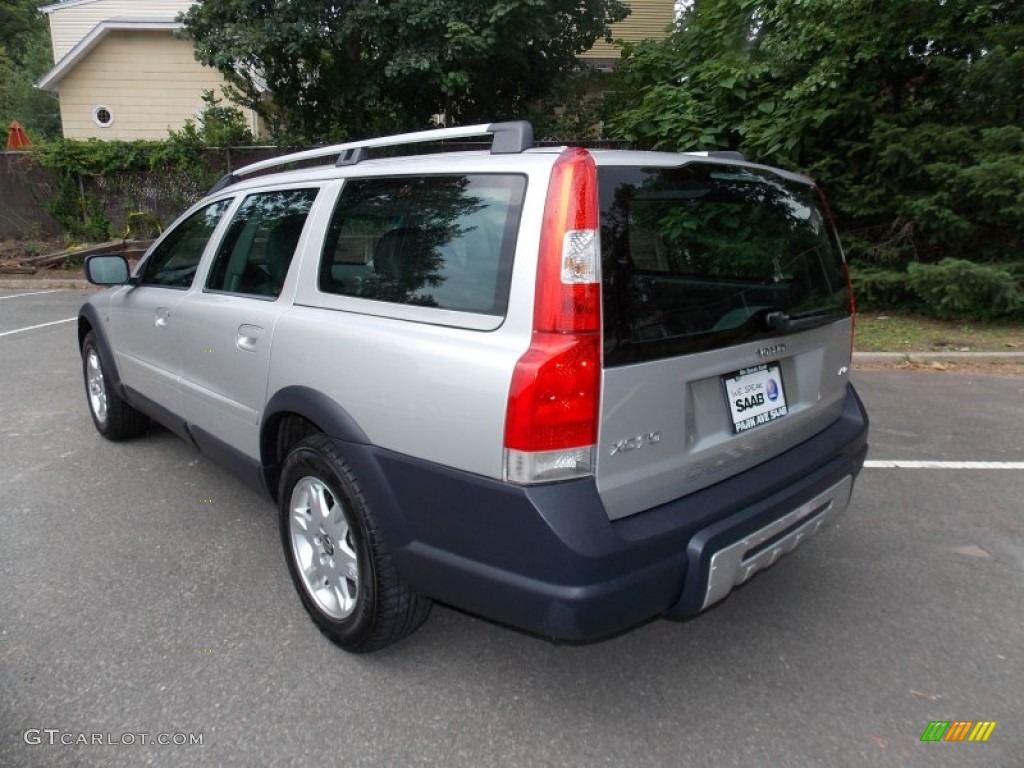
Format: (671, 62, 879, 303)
(0, 147, 290, 241)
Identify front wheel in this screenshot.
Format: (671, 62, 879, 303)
(278, 434, 431, 652)
(81, 332, 149, 440)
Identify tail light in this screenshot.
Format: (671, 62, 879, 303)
(844, 259, 857, 357)
(816, 185, 856, 358)
(504, 148, 601, 483)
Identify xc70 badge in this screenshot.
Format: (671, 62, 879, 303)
(610, 432, 661, 456)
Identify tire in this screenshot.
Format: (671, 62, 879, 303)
(278, 434, 431, 653)
(82, 331, 149, 440)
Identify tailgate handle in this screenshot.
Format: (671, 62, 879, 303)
(764, 310, 836, 335)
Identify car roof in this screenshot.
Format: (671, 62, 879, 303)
(210, 145, 813, 199)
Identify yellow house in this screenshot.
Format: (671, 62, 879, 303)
(581, 0, 677, 70)
(37, 0, 261, 140)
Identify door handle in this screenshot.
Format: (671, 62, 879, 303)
(236, 324, 263, 352)
(155, 307, 171, 328)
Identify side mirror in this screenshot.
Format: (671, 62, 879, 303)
(84, 254, 131, 285)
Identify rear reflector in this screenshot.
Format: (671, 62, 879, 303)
(505, 446, 594, 484)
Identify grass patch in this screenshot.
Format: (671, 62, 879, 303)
(855, 313, 1024, 352)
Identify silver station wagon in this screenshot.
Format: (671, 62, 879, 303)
(79, 121, 869, 652)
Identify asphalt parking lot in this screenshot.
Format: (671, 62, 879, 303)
(1, 290, 1021, 768)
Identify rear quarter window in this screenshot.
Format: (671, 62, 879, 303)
(318, 174, 526, 316)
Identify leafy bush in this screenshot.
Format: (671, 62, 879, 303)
(169, 90, 254, 148)
(32, 137, 214, 241)
(907, 259, 1023, 320)
(1001, 261, 1024, 280)
(605, 0, 1024, 270)
(526, 71, 610, 143)
(46, 173, 112, 241)
(852, 260, 1024, 320)
(179, 0, 629, 142)
(850, 267, 920, 312)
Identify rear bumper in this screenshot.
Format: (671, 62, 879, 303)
(675, 473, 853, 616)
(340, 383, 869, 642)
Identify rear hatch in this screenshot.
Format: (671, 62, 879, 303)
(594, 159, 854, 520)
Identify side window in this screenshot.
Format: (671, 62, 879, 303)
(140, 200, 232, 288)
(318, 175, 525, 315)
(206, 188, 319, 298)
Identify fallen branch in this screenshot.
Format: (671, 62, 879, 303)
(23, 239, 154, 267)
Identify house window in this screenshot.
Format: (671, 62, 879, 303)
(93, 106, 113, 128)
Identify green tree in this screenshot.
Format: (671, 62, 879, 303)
(179, 0, 628, 142)
(0, 1, 61, 140)
(169, 89, 255, 147)
(607, 0, 1024, 266)
(0, 0, 41, 64)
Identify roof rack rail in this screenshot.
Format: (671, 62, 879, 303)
(215, 121, 534, 189)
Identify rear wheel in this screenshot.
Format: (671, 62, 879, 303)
(82, 332, 149, 440)
(279, 434, 431, 652)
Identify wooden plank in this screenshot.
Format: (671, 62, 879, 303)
(24, 239, 153, 266)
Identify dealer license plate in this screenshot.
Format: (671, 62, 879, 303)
(723, 363, 788, 433)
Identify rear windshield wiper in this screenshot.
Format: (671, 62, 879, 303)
(763, 310, 838, 335)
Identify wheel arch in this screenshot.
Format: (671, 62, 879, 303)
(260, 386, 370, 501)
(78, 306, 124, 395)
(77, 315, 92, 351)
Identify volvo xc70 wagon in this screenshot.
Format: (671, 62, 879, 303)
(79, 121, 869, 652)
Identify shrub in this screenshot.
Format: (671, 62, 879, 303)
(46, 172, 112, 241)
(849, 268, 920, 312)
(906, 259, 1024, 320)
(851, 261, 1024, 320)
(32, 137, 214, 241)
(169, 90, 254, 148)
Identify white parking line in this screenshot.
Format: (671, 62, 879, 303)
(0, 290, 58, 300)
(865, 460, 1024, 469)
(0, 317, 76, 338)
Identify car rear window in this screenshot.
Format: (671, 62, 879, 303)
(599, 163, 851, 366)
(318, 174, 525, 316)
